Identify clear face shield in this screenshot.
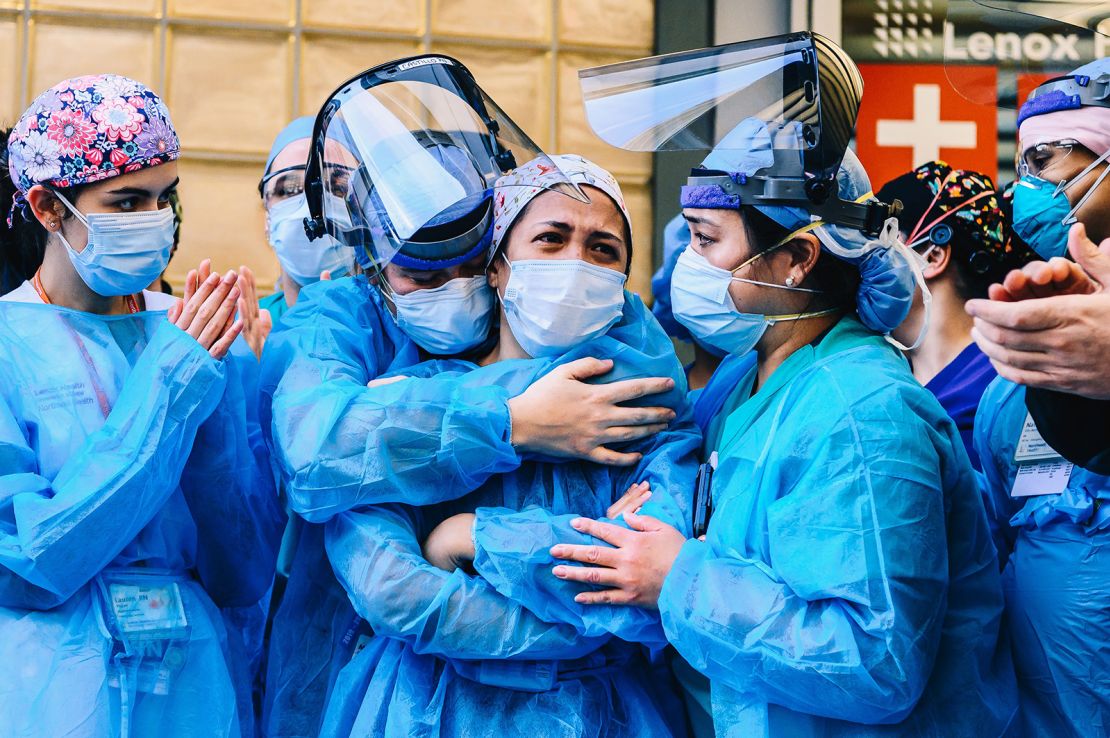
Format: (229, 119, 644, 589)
(303, 56, 587, 273)
(578, 31, 895, 235)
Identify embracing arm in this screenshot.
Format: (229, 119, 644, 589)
(471, 401, 701, 647)
(261, 284, 519, 522)
(325, 505, 608, 662)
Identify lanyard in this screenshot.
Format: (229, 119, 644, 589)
(32, 269, 140, 418)
(32, 269, 141, 314)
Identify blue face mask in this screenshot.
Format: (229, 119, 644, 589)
(268, 194, 352, 286)
(1012, 146, 1110, 260)
(389, 276, 495, 355)
(54, 191, 176, 297)
(500, 257, 627, 358)
(1011, 175, 1076, 260)
(670, 245, 835, 357)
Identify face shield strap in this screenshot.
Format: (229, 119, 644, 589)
(684, 172, 896, 236)
(1018, 73, 1110, 127)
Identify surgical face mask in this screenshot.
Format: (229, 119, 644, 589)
(268, 194, 351, 286)
(670, 243, 834, 357)
(389, 275, 495, 355)
(500, 257, 627, 358)
(53, 191, 176, 297)
(1012, 146, 1110, 260)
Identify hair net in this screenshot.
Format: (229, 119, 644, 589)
(265, 115, 315, 175)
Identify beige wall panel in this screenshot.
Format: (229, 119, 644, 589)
(300, 35, 422, 115)
(303, 0, 424, 34)
(431, 0, 550, 42)
(432, 44, 551, 147)
(556, 52, 650, 178)
(168, 0, 292, 24)
(167, 30, 291, 154)
(32, 0, 157, 14)
(169, 158, 278, 292)
(29, 21, 157, 97)
(0, 20, 19, 126)
(559, 0, 652, 49)
(621, 181, 652, 299)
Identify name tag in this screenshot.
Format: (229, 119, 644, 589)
(1011, 460, 1075, 498)
(109, 581, 188, 637)
(1014, 413, 1064, 463)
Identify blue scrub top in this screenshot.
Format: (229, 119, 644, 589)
(924, 342, 996, 471)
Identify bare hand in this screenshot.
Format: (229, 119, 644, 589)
(606, 481, 651, 519)
(967, 222, 1110, 398)
(167, 261, 243, 360)
(507, 357, 676, 467)
(423, 513, 477, 572)
(236, 265, 272, 360)
(549, 513, 687, 608)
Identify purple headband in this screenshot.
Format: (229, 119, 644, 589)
(7, 73, 179, 227)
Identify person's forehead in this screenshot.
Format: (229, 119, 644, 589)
(522, 186, 623, 225)
(270, 138, 311, 172)
(84, 160, 179, 194)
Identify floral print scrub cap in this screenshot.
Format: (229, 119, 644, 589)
(6, 74, 180, 226)
(490, 154, 631, 265)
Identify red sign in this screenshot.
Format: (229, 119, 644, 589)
(855, 63, 998, 189)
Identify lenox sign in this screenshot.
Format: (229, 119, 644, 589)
(943, 21, 1110, 62)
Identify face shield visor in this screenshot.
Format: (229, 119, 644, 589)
(945, 0, 1110, 113)
(304, 55, 588, 270)
(578, 32, 892, 234)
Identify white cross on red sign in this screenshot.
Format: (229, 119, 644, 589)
(855, 62, 998, 188)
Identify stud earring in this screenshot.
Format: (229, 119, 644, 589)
(785, 276, 796, 287)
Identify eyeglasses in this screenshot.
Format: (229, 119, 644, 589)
(259, 164, 355, 206)
(1016, 139, 1081, 180)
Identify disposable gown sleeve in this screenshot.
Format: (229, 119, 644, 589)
(261, 281, 520, 522)
(657, 400, 950, 725)
(325, 505, 608, 661)
(180, 344, 284, 607)
(0, 322, 224, 609)
(471, 404, 701, 647)
(971, 382, 1023, 566)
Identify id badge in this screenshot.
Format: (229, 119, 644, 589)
(1010, 413, 1073, 498)
(1013, 413, 1064, 464)
(96, 570, 191, 646)
(108, 581, 189, 640)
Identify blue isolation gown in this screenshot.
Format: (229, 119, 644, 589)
(0, 297, 282, 738)
(310, 293, 700, 737)
(658, 316, 1017, 737)
(975, 378, 1110, 738)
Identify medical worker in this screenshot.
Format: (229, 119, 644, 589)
(549, 34, 1017, 736)
(876, 161, 1035, 469)
(259, 57, 679, 737)
(0, 74, 281, 737)
(973, 58, 1110, 736)
(318, 152, 699, 737)
(257, 116, 354, 323)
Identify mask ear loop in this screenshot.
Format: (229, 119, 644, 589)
(879, 217, 933, 352)
(727, 221, 827, 293)
(1059, 145, 1110, 225)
